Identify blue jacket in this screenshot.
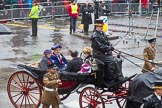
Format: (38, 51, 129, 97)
(50, 53, 67, 70)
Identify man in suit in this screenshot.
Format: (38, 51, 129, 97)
(142, 81, 162, 108)
(142, 38, 156, 72)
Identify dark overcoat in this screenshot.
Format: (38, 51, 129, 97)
(81, 4, 93, 25)
(143, 93, 162, 108)
(66, 57, 83, 72)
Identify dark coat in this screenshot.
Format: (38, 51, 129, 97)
(143, 93, 162, 108)
(81, 4, 93, 25)
(50, 53, 67, 70)
(66, 57, 83, 72)
(91, 30, 113, 62)
(98, 3, 110, 16)
(91, 30, 124, 83)
(38, 56, 52, 71)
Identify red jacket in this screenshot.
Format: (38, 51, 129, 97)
(67, 3, 80, 19)
(141, 0, 149, 9)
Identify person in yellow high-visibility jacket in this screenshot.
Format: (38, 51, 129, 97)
(67, 0, 80, 34)
(29, 1, 40, 37)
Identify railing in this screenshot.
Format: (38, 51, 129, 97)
(0, 2, 161, 22)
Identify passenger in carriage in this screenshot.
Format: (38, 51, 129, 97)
(142, 81, 162, 108)
(50, 44, 68, 70)
(38, 49, 53, 71)
(41, 62, 62, 108)
(79, 47, 93, 73)
(66, 50, 83, 72)
(91, 19, 124, 84)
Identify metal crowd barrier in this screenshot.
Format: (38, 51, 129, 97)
(0, 2, 161, 22)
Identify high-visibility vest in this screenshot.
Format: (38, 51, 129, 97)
(71, 4, 78, 14)
(29, 5, 40, 19)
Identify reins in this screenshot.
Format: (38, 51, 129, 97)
(113, 49, 161, 72)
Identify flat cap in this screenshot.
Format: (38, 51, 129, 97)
(153, 81, 162, 89)
(43, 49, 52, 55)
(148, 38, 156, 43)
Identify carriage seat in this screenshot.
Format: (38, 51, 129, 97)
(17, 64, 46, 78)
(59, 71, 95, 83)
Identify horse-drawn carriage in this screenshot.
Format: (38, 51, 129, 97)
(7, 57, 137, 108)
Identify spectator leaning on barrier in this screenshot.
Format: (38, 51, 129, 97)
(29, 0, 40, 37)
(67, 0, 80, 34)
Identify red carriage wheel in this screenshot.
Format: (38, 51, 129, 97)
(116, 80, 131, 108)
(7, 71, 41, 108)
(79, 87, 105, 108)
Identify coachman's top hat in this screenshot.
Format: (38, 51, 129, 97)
(95, 19, 104, 26)
(148, 38, 156, 43)
(153, 81, 162, 89)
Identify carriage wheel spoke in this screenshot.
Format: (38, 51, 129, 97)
(26, 95, 32, 108)
(12, 78, 23, 90)
(25, 75, 30, 88)
(28, 95, 36, 107)
(29, 92, 40, 102)
(20, 95, 25, 108)
(10, 83, 22, 90)
(80, 87, 105, 108)
(22, 73, 26, 87)
(16, 74, 24, 87)
(15, 93, 23, 104)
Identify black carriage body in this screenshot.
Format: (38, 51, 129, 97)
(59, 59, 105, 86)
(17, 64, 46, 79)
(59, 57, 123, 88)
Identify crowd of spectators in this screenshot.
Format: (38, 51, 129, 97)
(0, 0, 57, 10)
